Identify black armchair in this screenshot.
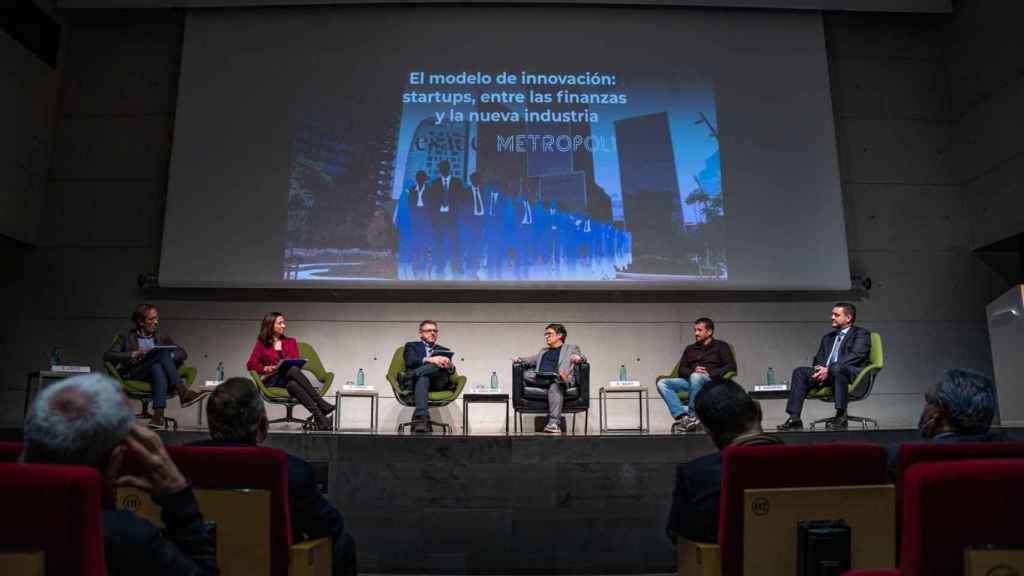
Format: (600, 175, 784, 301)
(512, 360, 590, 435)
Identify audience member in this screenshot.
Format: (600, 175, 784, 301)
(887, 368, 1005, 475)
(666, 379, 782, 544)
(193, 378, 356, 576)
(22, 373, 217, 575)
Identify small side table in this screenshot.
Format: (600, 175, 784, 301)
(598, 385, 650, 434)
(462, 392, 510, 436)
(334, 388, 379, 433)
(24, 370, 88, 415)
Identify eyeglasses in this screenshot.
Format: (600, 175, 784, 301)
(421, 328, 438, 333)
(544, 331, 557, 337)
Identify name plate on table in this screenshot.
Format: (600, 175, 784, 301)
(608, 380, 641, 388)
(203, 380, 223, 388)
(754, 384, 789, 392)
(342, 384, 376, 392)
(50, 365, 91, 373)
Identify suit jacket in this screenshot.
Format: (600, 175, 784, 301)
(428, 176, 462, 217)
(811, 325, 871, 375)
(104, 330, 187, 375)
(246, 337, 300, 378)
(666, 433, 784, 544)
(104, 485, 217, 575)
(407, 182, 429, 213)
(402, 340, 454, 369)
(518, 343, 586, 386)
(189, 440, 346, 544)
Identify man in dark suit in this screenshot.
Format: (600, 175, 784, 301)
(406, 170, 433, 279)
(192, 378, 356, 576)
(778, 302, 871, 431)
(666, 379, 782, 545)
(22, 374, 217, 575)
(398, 319, 456, 433)
(428, 160, 462, 278)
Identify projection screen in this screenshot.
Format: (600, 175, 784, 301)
(160, 5, 849, 290)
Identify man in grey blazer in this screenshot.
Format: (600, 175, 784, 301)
(513, 323, 586, 433)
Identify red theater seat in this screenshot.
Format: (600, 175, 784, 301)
(0, 463, 106, 575)
(0, 441, 23, 462)
(718, 443, 889, 576)
(164, 445, 293, 575)
(845, 458, 1024, 576)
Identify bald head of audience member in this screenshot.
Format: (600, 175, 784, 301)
(918, 368, 997, 438)
(206, 377, 270, 444)
(694, 379, 765, 450)
(23, 373, 135, 471)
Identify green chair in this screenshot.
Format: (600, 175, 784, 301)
(808, 332, 884, 430)
(247, 341, 335, 427)
(104, 360, 197, 431)
(654, 342, 738, 407)
(385, 346, 466, 435)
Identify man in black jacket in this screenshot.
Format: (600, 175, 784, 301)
(778, 302, 871, 431)
(193, 378, 356, 576)
(22, 373, 217, 575)
(666, 379, 782, 545)
(656, 317, 737, 433)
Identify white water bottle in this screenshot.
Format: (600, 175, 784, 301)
(766, 367, 776, 386)
(216, 361, 224, 382)
(619, 364, 627, 381)
(490, 371, 499, 391)
(356, 368, 365, 387)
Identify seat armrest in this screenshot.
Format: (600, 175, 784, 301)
(575, 362, 590, 407)
(289, 536, 332, 576)
(678, 539, 720, 576)
(512, 362, 524, 405)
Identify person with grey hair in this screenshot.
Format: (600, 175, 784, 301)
(887, 368, 1005, 476)
(191, 378, 356, 576)
(22, 373, 217, 575)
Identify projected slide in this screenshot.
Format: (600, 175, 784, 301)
(284, 69, 723, 283)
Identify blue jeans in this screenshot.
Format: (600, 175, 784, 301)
(656, 373, 711, 419)
(127, 349, 180, 409)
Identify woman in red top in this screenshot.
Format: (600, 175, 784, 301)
(246, 312, 334, 430)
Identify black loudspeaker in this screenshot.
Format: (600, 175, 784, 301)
(797, 519, 851, 576)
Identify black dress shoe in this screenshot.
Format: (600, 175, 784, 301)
(825, 415, 848, 430)
(777, 417, 804, 431)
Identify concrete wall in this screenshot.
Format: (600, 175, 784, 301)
(945, 0, 1024, 251)
(2, 7, 1017, 434)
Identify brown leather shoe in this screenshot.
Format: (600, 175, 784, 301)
(178, 389, 210, 408)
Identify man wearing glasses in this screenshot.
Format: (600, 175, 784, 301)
(513, 323, 586, 433)
(398, 320, 456, 434)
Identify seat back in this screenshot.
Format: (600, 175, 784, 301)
(0, 463, 106, 576)
(900, 459, 1024, 576)
(743, 484, 895, 575)
(718, 443, 888, 576)
(297, 341, 334, 394)
(385, 346, 408, 403)
(165, 445, 292, 576)
(0, 441, 23, 462)
(512, 361, 590, 411)
(119, 485, 273, 576)
(850, 332, 883, 399)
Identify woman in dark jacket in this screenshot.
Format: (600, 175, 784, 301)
(246, 312, 333, 430)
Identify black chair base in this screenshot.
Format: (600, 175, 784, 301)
(132, 400, 178, 430)
(397, 419, 450, 435)
(266, 402, 312, 426)
(810, 413, 878, 430)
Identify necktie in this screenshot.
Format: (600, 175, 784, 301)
(473, 187, 484, 216)
(442, 178, 450, 207)
(827, 332, 845, 365)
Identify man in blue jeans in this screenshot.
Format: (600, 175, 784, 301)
(656, 318, 737, 433)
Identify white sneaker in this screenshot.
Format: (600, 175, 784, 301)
(684, 417, 703, 432)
